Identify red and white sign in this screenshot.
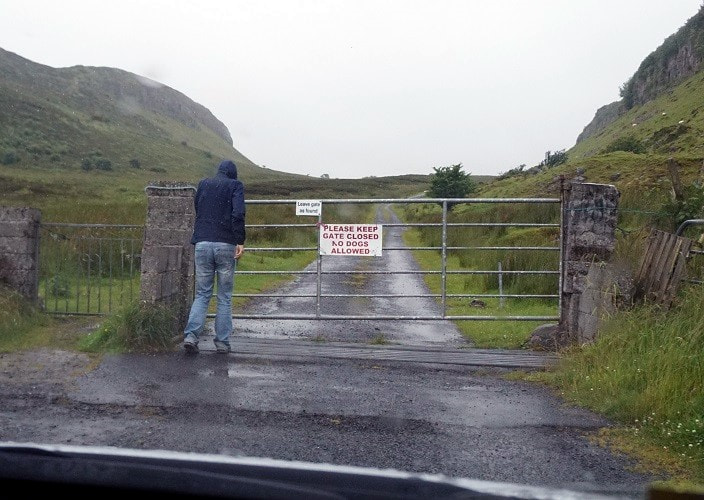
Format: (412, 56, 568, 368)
(319, 224, 383, 256)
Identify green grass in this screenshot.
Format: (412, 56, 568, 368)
(39, 276, 140, 316)
(530, 284, 704, 483)
(401, 226, 557, 349)
(571, 70, 704, 160)
(78, 300, 178, 353)
(0, 285, 49, 352)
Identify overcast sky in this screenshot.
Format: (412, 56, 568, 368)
(2, 1, 702, 178)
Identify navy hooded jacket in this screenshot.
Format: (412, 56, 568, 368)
(190, 160, 246, 246)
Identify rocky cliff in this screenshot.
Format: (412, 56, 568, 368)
(576, 5, 704, 144)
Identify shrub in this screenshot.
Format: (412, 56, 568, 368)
(660, 182, 704, 231)
(129, 158, 141, 169)
(538, 149, 568, 168)
(602, 136, 646, 154)
(497, 164, 526, 181)
(1, 151, 19, 165)
(95, 159, 113, 171)
(81, 158, 93, 171)
(427, 163, 477, 210)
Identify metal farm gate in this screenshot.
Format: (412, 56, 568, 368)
(229, 197, 561, 322)
(40, 197, 561, 322)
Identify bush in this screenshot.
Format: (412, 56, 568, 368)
(95, 159, 112, 171)
(538, 149, 568, 168)
(81, 158, 93, 171)
(497, 164, 526, 181)
(427, 163, 477, 210)
(129, 158, 141, 169)
(660, 182, 704, 231)
(602, 136, 646, 154)
(1, 151, 19, 165)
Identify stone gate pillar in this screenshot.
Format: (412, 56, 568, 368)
(560, 181, 620, 345)
(140, 184, 195, 330)
(0, 207, 41, 302)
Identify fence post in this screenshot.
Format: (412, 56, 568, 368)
(140, 184, 196, 331)
(0, 206, 41, 303)
(559, 182, 620, 345)
(441, 200, 448, 318)
(498, 261, 504, 308)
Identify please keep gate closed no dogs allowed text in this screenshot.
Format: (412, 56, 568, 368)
(319, 224, 383, 256)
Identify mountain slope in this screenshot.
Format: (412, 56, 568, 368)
(577, 5, 704, 144)
(481, 66, 704, 200)
(482, 5, 704, 201)
(0, 47, 298, 184)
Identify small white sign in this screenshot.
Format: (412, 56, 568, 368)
(319, 224, 383, 256)
(296, 200, 322, 216)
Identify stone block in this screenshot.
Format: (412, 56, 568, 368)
(0, 236, 37, 254)
(145, 186, 196, 198)
(577, 310, 599, 343)
(0, 253, 36, 271)
(0, 222, 36, 238)
(0, 207, 41, 223)
(161, 271, 181, 298)
(147, 196, 195, 212)
(140, 273, 163, 302)
(143, 228, 191, 247)
(145, 210, 195, 230)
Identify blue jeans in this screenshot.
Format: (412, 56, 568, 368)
(183, 242, 237, 346)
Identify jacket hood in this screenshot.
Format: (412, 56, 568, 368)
(217, 160, 238, 179)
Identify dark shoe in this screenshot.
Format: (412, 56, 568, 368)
(214, 341, 231, 354)
(184, 335, 199, 354)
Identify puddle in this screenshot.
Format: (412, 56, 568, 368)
(459, 385, 490, 392)
(198, 366, 276, 379)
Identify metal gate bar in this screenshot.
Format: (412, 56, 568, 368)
(231, 197, 561, 321)
(40, 223, 143, 315)
(39, 198, 561, 320)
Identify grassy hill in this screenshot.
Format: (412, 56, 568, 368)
(0, 48, 275, 179)
(0, 47, 440, 222)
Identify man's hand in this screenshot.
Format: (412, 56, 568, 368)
(235, 244, 244, 260)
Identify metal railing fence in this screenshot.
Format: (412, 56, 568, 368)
(39, 223, 143, 315)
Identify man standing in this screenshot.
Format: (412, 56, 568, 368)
(183, 159, 245, 354)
